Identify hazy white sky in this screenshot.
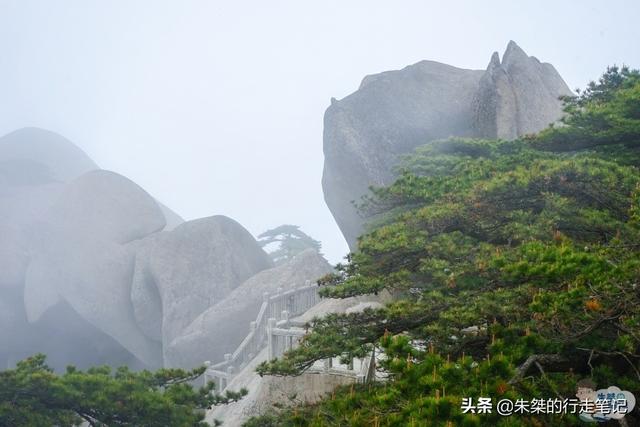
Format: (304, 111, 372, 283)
(1, 1, 638, 263)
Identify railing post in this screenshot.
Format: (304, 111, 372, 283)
(368, 349, 376, 383)
(289, 284, 295, 313)
(203, 280, 324, 385)
(203, 361, 211, 386)
(263, 291, 271, 317)
(267, 317, 277, 361)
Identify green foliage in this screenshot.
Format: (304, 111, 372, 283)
(534, 65, 640, 151)
(258, 224, 322, 265)
(249, 67, 640, 426)
(0, 354, 246, 427)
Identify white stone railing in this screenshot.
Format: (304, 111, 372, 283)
(266, 318, 377, 385)
(204, 281, 320, 392)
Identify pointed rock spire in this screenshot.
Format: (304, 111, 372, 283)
(487, 51, 501, 71)
(502, 40, 529, 67)
(322, 41, 572, 250)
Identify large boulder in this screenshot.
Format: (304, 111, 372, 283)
(165, 249, 331, 368)
(21, 169, 169, 367)
(45, 170, 166, 244)
(129, 215, 273, 364)
(23, 233, 163, 367)
(322, 41, 572, 249)
(0, 127, 245, 371)
(0, 128, 178, 288)
(0, 127, 182, 233)
(0, 128, 93, 290)
(0, 224, 29, 290)
(157, 201, 185, 231)
(0, 180, 65, 291)
(0, 127, 98, 182)
(0, 129, 103, 369)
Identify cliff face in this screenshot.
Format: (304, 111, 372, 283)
(322, 41, 572, 249)
(0, 127, 275, 370)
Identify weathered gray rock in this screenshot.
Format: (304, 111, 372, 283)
(129, 215, 273, 365)
(0, 134, 171, 367)
(165, 249, 331, 368)
(46, 170, 166, 244)
(206, 290, 391, 426)
(21, 170, 170, 367)
(323, 41, 572, 249)
(323, 62, 483, 248)
(0, 289, 21, 351)
(293, 291, 391, 324)
(0, 127, 182, 232)
(473, 41, 573, 139)
(0, 180, 64, 291)
(0, 126, 266, 370)
(206, 347, 356, 427)
(157, 201, 185, 231)
(0, 127, 88, 290)
(23, 231, 163, 367)
(0, 127, 98, 182)
(0, 129, 104, 368)
(0, 224, 29, 290)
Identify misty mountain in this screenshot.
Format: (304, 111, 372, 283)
(322, 41, 573, 249)
(0, 127, 328, 371)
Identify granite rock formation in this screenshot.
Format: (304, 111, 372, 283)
(473, 42, 573, 139)
(322, 41, 572, 248)
(129, 215, 274, 364)
(22, 170, 167, 367)
(0, 127, 275, 370)
(165, 249, 331, 368)
(0, 127, 98, 182)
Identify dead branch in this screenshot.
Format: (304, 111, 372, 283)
(508, 354, 570, 385)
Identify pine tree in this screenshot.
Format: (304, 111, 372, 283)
(258, 225, 322, 265)
(0, 354, 246, 426)
(250, 67, 640, 426)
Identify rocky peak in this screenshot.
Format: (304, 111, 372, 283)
(501, 40, 529, 67)
(473, 41, 572, 140)
(487, 51, 501, 71)
(322, 42, 573, 249)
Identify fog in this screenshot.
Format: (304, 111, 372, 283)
(0, 0, 638, 262)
